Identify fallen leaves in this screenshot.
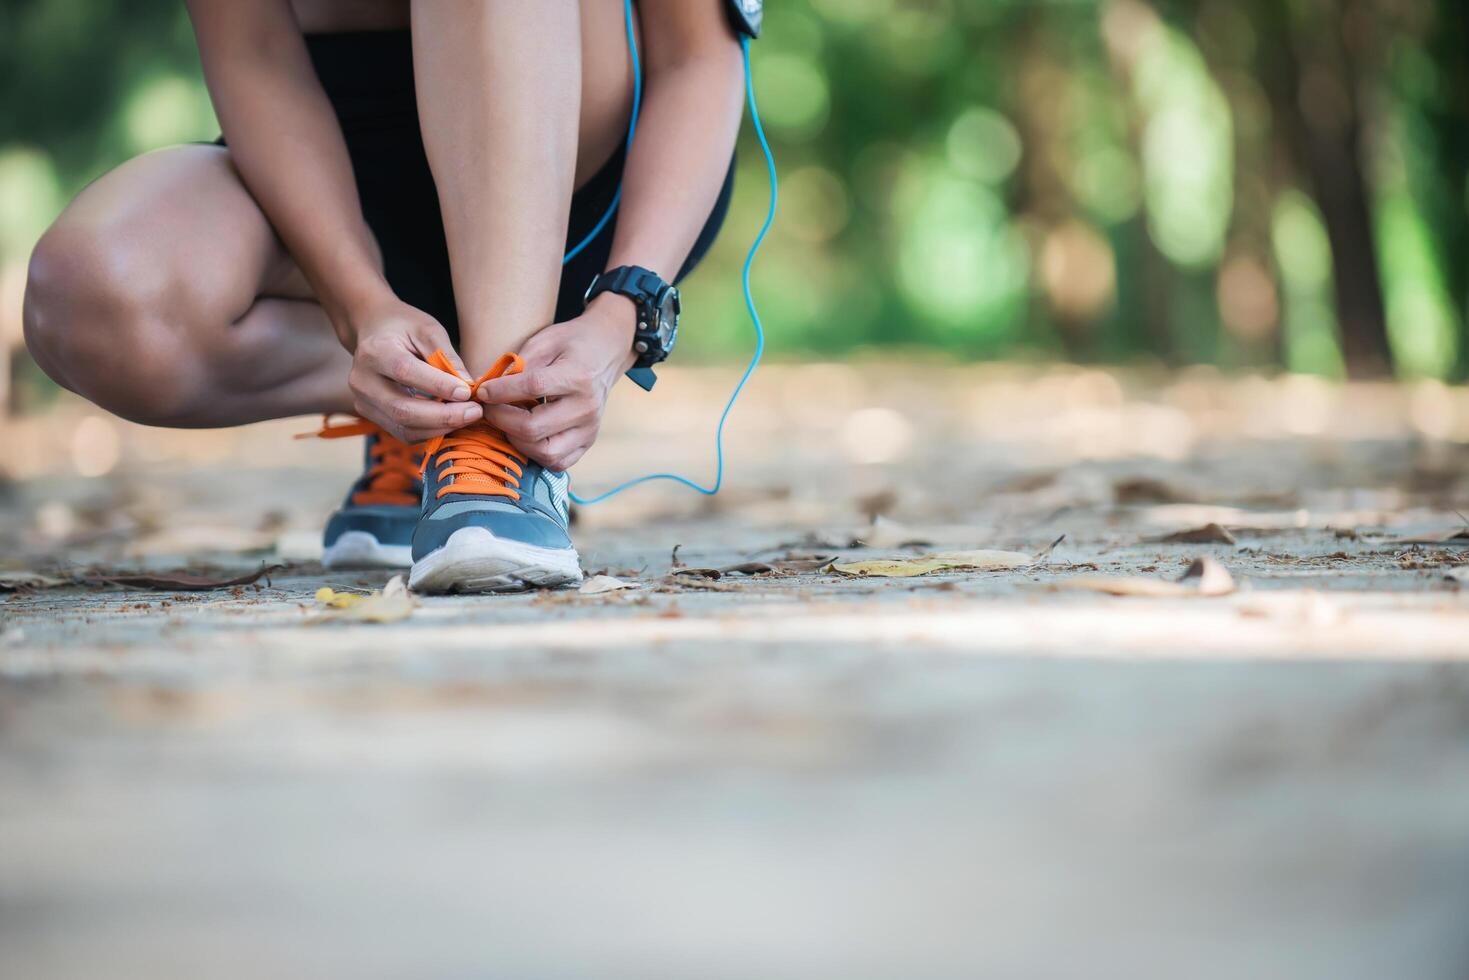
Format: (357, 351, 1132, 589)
(86, 565, 285, 592)
(1, 564, 287, 592)
(830, 549, 1034, 578)
(1059, 557, 1236, 598)
(1114, 477, 1192, 505)
(0, 570, 70, 591)
(1153, 523, 1236, 545)
(1388, 528, 1469, 546)
(579, 574, 639, 595)
(311, 575, 414, 623)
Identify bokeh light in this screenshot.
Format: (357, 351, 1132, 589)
(0, 0, 1463, 388)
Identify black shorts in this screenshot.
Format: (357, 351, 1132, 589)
(243, 30, 734, 341)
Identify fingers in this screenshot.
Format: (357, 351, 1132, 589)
(485, 397, 595, 449)
(533, 426, 595, 472)
(411, 327, 472, 385)
(350, 370, 482, 442)
(357, 333, 471, 402)
(486, 398, 597, 470)
(477, 363, 593, 405)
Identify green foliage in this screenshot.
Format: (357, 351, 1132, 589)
(2, 0, 1465, 380)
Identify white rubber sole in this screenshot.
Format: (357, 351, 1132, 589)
(322, 531, 413, 569)
(407, 525, 583, 594)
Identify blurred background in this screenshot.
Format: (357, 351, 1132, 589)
(2, 0, 1467, 407)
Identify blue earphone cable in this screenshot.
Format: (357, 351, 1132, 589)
(564, 0, 776, 505)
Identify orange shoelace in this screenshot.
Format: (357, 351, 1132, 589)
(297, 416, 421, 507)
(419, 350, 528, 501)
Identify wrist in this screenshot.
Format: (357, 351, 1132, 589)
(586, 292, 640, 372)
(327, 276, 398, 350)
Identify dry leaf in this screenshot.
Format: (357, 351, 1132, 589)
(855, 489, 899, 521)
(1061, 557, 1235, 597)
(0, 570, 71, 591)
(579, 574, 639, 595)
(1154, 523, 1236, 545)
(655, 575, 758, 593)
(931, 550, 1035, 570)
(1178, 557, 1236, 595)
(769, 556, 835, 574)
(85, 564, 284, 592)
(1061, 575, 1188, 597)
(315, 586, 368, 609)
(312, 575, 414, 623)
(721, 562, 774, 576)
(1114, 477, 1191, 504)
(992, 470, 1059, 493)
(830, 549, 1033, 578)
(1033, 534, 1067, 561)
(1388, 528, 1469, 546)
(830, 557, 952, 578)
(672, 567, 723, 580)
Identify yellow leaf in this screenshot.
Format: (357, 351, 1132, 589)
(831, 549, 1033, 578)
(311, 576, 414, 623)
(315, 586, 368, 610)
(929, 550, 1035, 570)
(831, 558, 952, 578)
(333, 591, 414, 623)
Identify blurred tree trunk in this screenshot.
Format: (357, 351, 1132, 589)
(1423, 0, 1469, 380)
(1254, 0, 1394, 378)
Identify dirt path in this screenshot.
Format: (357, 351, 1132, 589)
(3, 364, 1468, 978)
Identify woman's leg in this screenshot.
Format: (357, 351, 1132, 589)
(22, 144, 354, 427)
(410, 0, 616, 375)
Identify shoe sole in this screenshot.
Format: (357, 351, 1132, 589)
(322, 531, 413, 569)
(408, 526, 582, 594)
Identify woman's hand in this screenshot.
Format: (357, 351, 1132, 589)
(346, 296, 482, 443)
(474, 294, 638, 472)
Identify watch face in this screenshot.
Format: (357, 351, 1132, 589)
(656, 286, 681, 352)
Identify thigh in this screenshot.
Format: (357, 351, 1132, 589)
(27, 143, 354, 422)
(49, 143, 313, 319)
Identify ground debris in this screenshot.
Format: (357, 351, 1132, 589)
(722, 561, 775, 576)
(579, 575, 639, 595)
(1058, 557, 1235, 598)
(1152, 523, 1237, 545)
(0, 570, 71, 591)
(83, 564, 286, 592)
(653, 574, 765, 594)
(1387, 528, 1469, 546)
(1113, 477, 1193, 505)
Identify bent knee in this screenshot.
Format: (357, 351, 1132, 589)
(24, 223, 208, 425)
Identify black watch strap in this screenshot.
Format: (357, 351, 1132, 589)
(585, 266, 664, 304)
(625, 366, 658, 391)
(585, 265, 674, 392)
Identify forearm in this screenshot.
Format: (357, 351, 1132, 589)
(605, 53, 744, 288)
(186, 1, 390, 343)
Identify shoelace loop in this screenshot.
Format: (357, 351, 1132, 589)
(297, 416, 421, 507)
(420, 351, 529, 501)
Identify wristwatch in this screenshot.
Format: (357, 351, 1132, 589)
(584, 265, 680, 391)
